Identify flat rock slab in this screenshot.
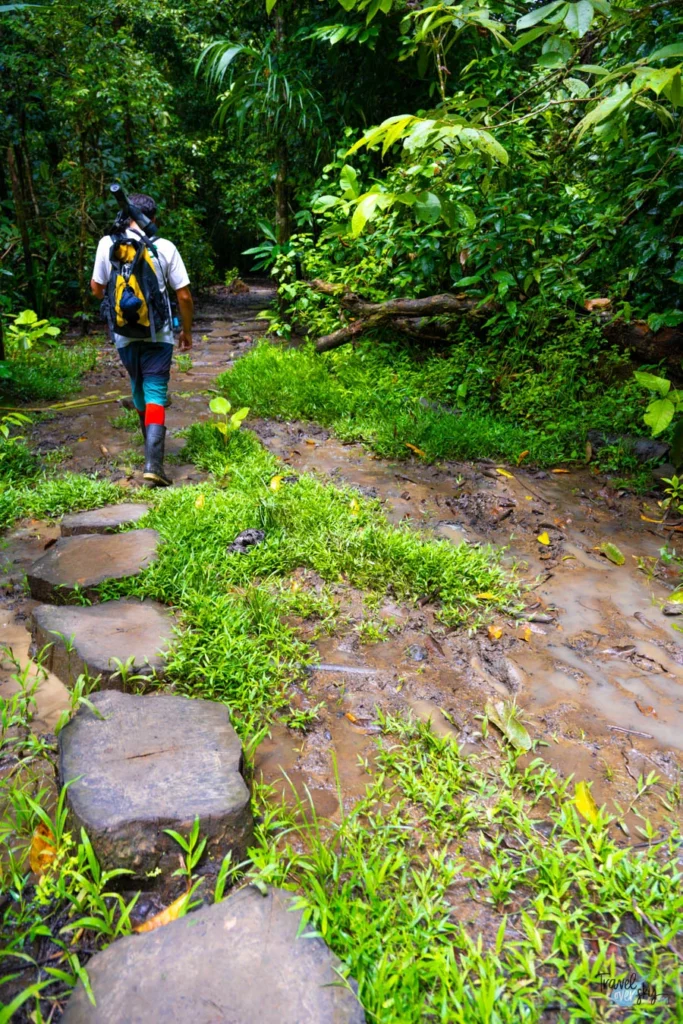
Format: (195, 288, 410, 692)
(62, 886, 365, 1024)
(59, 690, 252, 876)
(60, 503, 149, 536)
(26, 529, 160, 602)
(31, 599, 176, 689)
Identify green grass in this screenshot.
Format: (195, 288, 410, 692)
(215, 326, 651, 471)
(0, 341, 99, 405)
(0, 474, 128, 531)
(249, 716, 683, 1022)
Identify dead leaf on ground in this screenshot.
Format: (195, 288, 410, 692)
(488, 624, 503, 640)
(270, 475, 284, 492)
(134, 892, 189, 933)
(574, 780, 599, 824)
(585, 441, 592, 463)
(485, 700, 531, 752)
(476, 592, 496, 600)
(194, 493, 206, 509)
(99, 444, 109, 456)
(29, 824, 56, 875)
(350, 498, 360, 515)
(635, 701, 657, 718)
(551, 468, 570, 474)
(537, 531, 551, 546)
(405, 443, 427, 457)
(345, 712, 358, 724)
(516, 450, 529, 465)
(520, 626, 532, 642)
(641, 515, 664, 524)
(305, 438, 316, 446)
(496, 467, 514, 479)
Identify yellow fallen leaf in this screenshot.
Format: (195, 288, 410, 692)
(537, 531, 551, 546)
(496, 468, 514, 479)
(525, 495, 533, 501)
(668, 589, 683, 604)
(488, 624, 503, 640)
(99, 444, 109, 455)
(305, 438, 316, 446)
(641, 515, 664, 524)
(29, 824, 56, 876)
(476, 592, 496, 600)
(270, 475, 284, 492)
(135, 892, 189, 933)
(290, 579, 301, 592)
(194, 493, 205, 509)
(345, 712, 358, 723)
(574, 781, 599, 825)
(406, 443, 427, 457)
(516, 450, 529, 465)
(520, 626, 532, 642)
(551, 468, 570, 474)
(561, 554, 576, 561)
(350, 498, 360, 515)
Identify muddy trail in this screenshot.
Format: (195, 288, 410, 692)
(2, 283, 682, 841)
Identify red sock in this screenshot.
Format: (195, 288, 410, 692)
(145, 404, 165, 427)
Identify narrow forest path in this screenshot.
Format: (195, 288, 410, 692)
(2, 284, 682, 1018)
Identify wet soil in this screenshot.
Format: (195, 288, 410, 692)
(2, 284, 682, 840)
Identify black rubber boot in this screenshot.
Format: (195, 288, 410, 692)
(143, 423, 172, 487)
(137, 410, 146, 441)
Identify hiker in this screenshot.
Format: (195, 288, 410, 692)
(90, 192, 193, 487)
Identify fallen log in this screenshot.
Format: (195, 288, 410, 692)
(307, 279, 683, 365)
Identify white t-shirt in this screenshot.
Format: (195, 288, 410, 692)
(92, 229, 190, 348)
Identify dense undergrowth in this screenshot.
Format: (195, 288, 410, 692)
(217, 322, 653, 474)
(2, 424, 682, 1020)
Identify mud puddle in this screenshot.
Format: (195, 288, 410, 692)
(251, 420, 683, 830)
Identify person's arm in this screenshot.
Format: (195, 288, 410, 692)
(175, 286, 194, 351)
(91, 280, 105, 299)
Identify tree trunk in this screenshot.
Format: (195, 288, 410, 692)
(0, 315, 5, 363)
(275, 136, 290, 245)
(273, 4, 290, 246)
(6, 144, 37, 309)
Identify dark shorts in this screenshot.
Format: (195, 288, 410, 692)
(117, 341, 173, 382)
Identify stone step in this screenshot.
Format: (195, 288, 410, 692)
(26, 529, 160, 602)
(31, 599, 176, 689)
(60, 503, 150, 536)
(61, 885, 365, 1024)
(59, 690, 252, 877)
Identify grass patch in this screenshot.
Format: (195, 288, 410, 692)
(250, 716, 683, 1022)
(0, 342, 99, 405)
(100, 425, 515, 729)
(0, 474, 127, 531)
(216, 327, 652, 472)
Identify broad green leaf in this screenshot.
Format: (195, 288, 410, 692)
(312, 195, 341, 213)
(511, 25, 552, 52)
(633, 371, 671, 396)
(230, 407, 250, 427)
(516, 1, 565, 31)
(564, 1, 594, 38)
(485, 701, 531, 752)
(649, 43, 683, 61)
(210, 396, 231, 416)
(351, 193, 381, 236)
(644, 398, 675, 436)
(266, 0, 278, 13)
(415, 191, 441, 224)
(339, 164, 359, 197)
(14, 310, 38, 325)
(573, 82, 631, 140)
(600, 541, 625, 565)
